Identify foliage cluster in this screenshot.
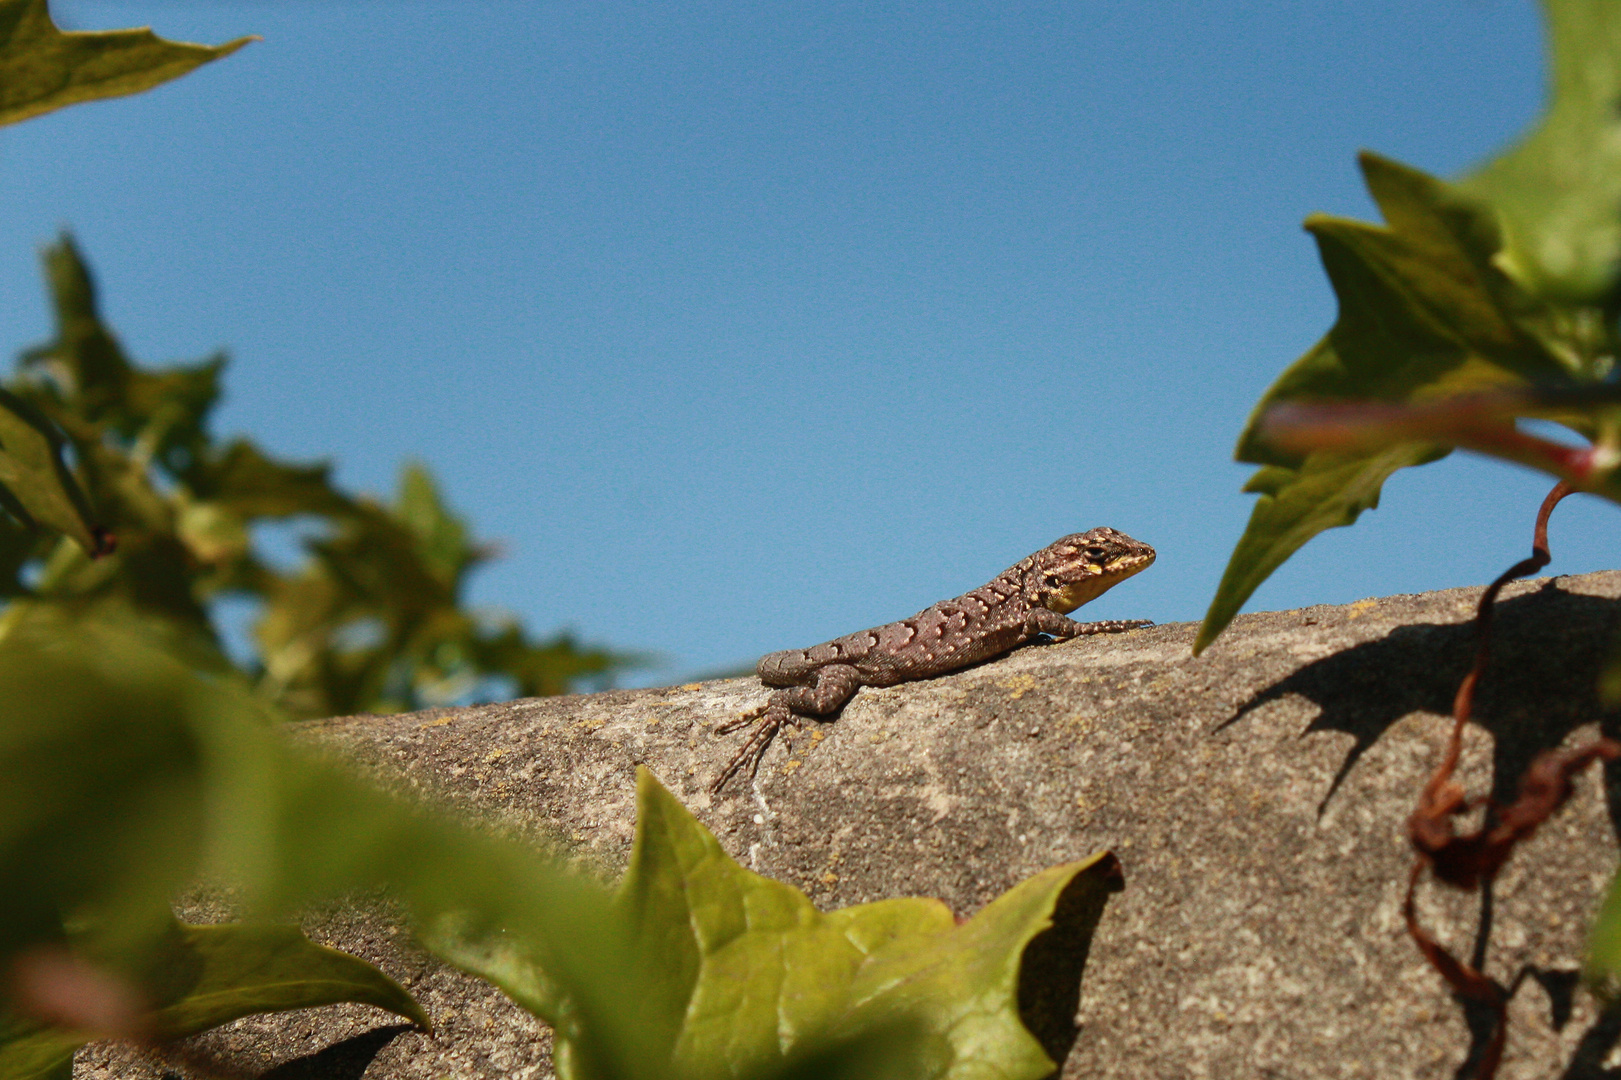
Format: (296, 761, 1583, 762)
(2, 234, 630, 719)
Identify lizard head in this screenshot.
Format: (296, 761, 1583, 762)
(1026, 527, 1156, 614)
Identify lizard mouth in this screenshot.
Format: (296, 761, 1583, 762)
(1045, 551, 1156, 614)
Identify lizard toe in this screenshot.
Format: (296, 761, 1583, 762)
(715, 703, 768, 735)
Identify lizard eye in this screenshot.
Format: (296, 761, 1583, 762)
(1084, 546, 1108, 562)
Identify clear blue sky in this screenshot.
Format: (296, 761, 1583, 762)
(0, 1, 1602, 685)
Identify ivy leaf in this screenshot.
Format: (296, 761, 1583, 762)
(0, 388, 108, 557)
(1195, 446, 1447, 654)
(395, 462, 481, 589)
(189, 440, 353, 520)
(0, 921, 427, 1080)
(0, 0, 253, 129)
(1459, 0, 1621, 305)
(1201, 2, 1621, 652)
(0, 601, 606, 1070)
(433, 768, 1122, 1080)
(1196, 153, 1568, 654)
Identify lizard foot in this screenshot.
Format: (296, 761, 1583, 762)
(711, 705, 793, 794)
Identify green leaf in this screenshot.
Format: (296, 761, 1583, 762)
(433, 768, 1122, 1080)
(1200, 1, 1621, 650)
(395, 462, 479, 589)
(471, 623, 643, 700)
(1194, 445, 1448, 653)
(0, 605, 517, 1074)
(1197, 152, 1572, 653)
(189, 440, 353, 520)
(0, 0, 253, 128)
(147, 922, 428, 1037)
(24, 234, 134, 414)
(0, 388, 107, 556)
(0, 1018, 77, 1080)
(1206, 0, 1621, 654)
(0, 602, 269, 964)
(1238, 154, 1560, 474)
(22, 236, 229, 471)
(1460, 0, 1621, 305)
(0, 601, 598, 1057)
(0, 921, 427, 1080)
(1586, 868, 1621, 992)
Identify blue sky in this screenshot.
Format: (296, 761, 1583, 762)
(0, 1, 1600, 684)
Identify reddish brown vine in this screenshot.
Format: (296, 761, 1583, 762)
(1404, 481, 1620, 1079)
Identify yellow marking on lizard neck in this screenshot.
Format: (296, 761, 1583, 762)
(1045, 552, 1155, 614)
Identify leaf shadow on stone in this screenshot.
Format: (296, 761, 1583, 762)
(1559, 1001, 1621, 1079)
(255, 1023, 417, 1080)
(1016, 852, 1124, 1068)
(1227, 581, 1621, 820)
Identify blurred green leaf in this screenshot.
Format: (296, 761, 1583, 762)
(254, 468, 635, 717)
(21, 234, 137, 422)
(0, 602, 272, 964)
(1587, 869, 1621, 992)
(0, 0, 252, 128)
(0, 602, 650, 1076)
(0, 1015, 75, 1080)
(433, 768, 1122, 1080)
(0, 388, 106, 557)
(0, 601, 551, 1063)
(0, 920, 427, 1080)
(1460, 0, 1621, 304)
(2, 235, 639, 712)
(187, 440, 350, 520)
(396, 462, 480, 588)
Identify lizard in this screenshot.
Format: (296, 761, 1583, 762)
(711, 526, 1155, 793)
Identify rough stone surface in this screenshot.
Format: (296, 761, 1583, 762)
(77, 571, 1621, 1079)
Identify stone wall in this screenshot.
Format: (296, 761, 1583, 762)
(80, 572, 1621, 1079)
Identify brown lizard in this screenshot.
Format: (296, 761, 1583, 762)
(712, 527, 1156, 793)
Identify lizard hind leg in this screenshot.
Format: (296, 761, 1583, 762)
(711, 664, 862, 794)
(711, 702, 797, 794)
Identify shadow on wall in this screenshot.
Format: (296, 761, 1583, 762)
(1229, 579, 1621, 821)
(1230, 579, 1621, 1080)
(258, 1023, 418, 1080)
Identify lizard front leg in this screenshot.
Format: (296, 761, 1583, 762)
(1024, 606, 1152, 639)
(711, 663, 863, 793)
